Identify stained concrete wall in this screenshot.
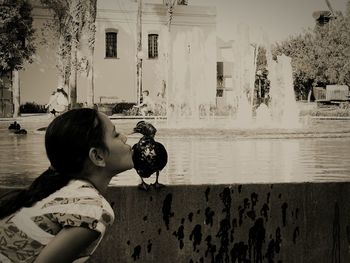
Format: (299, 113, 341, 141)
(1, 183, 350, 262)
(87, 183, 350, 262)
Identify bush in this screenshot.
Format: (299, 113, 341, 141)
(20, 102, 47, 113)
(112, 102, 136, 114)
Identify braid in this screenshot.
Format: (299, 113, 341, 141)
(0, 168, 71, 219)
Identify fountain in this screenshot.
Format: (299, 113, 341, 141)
(166, 27, 216, 128)
(164, 24, 301, 130)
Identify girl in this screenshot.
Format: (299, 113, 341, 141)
(0, 108, 134, 262)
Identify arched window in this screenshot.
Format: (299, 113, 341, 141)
(148, 34, 158, 59)
(105, 31, 117, 58)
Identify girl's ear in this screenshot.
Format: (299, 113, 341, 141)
(89, 148, 106, 167)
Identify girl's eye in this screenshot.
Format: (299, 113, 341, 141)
(115, 133, 120, 138)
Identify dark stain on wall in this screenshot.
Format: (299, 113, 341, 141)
(261, 203, 270, 222)
(232, 218, 237, 229)
(162, 193, 174, 230)
(220, 187, 232, 213)
(173, 222, 185, 249)
(266, 239, 276, 262)
(147, 240, 152, 253)
(295, 208, 299, 220)
(231, 241, 249, 262)
(247, 193, 258, 221)
(238, 197, 250, 226)
(247, 210, 256, 221)
(293, 227, 299, 244)
(205, 207, 215, 227)
(204, 235, 216, 261)
(248, 217, 266, 263)
(281, 203, 288, 227)
(205, 187, 210, 202)
(188, 212, 194, 222)
(131, 245, 141, 261)
(239, 205, 245, 226)
(124, 185, 307, 262)
(244, 198, 250, 209)
(215, 187, 232, 262)
(275, 227, 282, 253)
(332, 203, 340, 263)
(189, 224, 202, 251)
(251, 193, 258, 209)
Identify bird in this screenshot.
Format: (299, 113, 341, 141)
(8, 121, 21, 131)
(132, 121, 168, 190)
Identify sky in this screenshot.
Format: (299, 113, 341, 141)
(189, 0, 348, 43)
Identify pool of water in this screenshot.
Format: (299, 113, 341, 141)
(1, 117, 350, 187)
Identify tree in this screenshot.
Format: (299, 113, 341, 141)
(41, 0, 96, 108)
(85, 0, 97, 107)
(40, 0, 72, 94)
(0, 0, 35, 117)
(68, 0, 86, 108)
(272, 1, 350, 100)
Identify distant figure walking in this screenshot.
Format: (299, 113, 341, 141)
(46, 88, 69, 117)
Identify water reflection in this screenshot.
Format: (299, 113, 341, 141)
(113, 136, 350, 186)
(1, 120, 350, 187)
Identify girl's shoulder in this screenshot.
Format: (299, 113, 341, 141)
(47, 180, 113, 212)
(21, 180, 115, 228)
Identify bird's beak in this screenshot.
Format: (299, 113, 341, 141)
(128, 127, 139, 135)
(133, 127, 142, 133)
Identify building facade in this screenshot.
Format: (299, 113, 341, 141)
(17, 0, 216, 109)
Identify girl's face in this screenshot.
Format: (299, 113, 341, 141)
(98, 113, 134, 174)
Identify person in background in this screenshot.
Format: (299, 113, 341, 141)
(134, 90, 155, 116)
(46, 88, 69, 117)
(0, 108, 134, 263)
(55, 88, 69, 113)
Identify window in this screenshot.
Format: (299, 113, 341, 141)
(105, 32, 117, 58)
(148, 34, 158, 59)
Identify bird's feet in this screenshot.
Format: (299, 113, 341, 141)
(151, 182, 165, 189)
(138, 182, 150, 191)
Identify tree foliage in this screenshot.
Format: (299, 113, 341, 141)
(40, 0, 97, 106)
(272, 2, 350, 99)
(40, 0, 72, 87)
(0, 0, 35, 74)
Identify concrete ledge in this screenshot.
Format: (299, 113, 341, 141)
(1, 183, 350, 262)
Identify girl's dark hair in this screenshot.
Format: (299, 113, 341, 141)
(0, 108, 108, 219)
